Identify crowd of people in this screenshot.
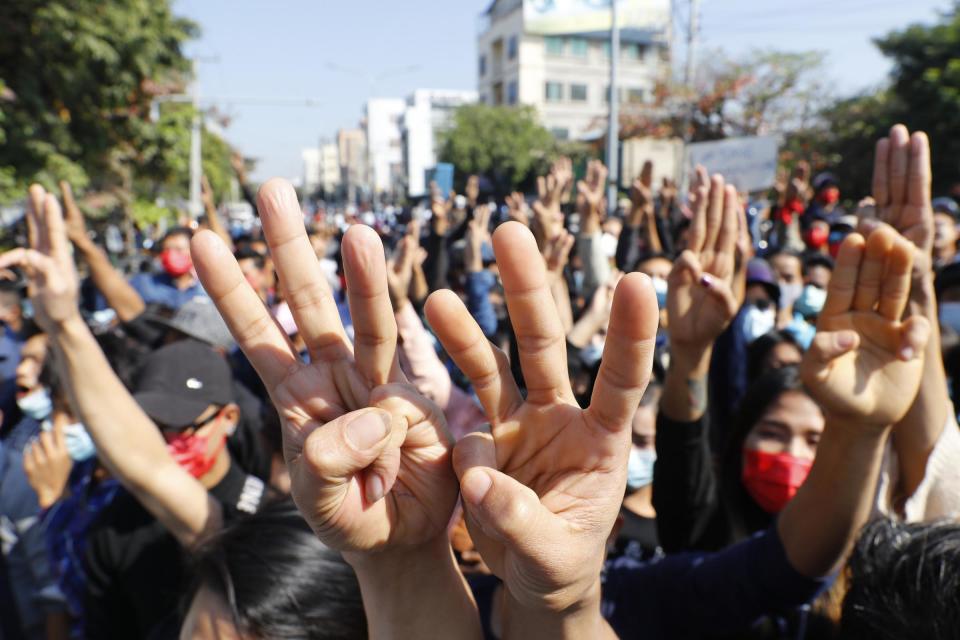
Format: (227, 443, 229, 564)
(1, 122, 959, 640)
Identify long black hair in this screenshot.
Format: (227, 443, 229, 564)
(186, 499, 367, 639)
(718, 365, 810, 543)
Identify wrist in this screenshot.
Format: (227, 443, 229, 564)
(503, 578, 606, 636)
(344, 533, 452, 577)
(668, 340, 713, 376)
(46, 310, 86, 337)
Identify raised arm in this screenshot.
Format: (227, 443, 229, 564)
(60, 181, 145, 323)
(426, 222, 659, 639)
(787, 226, 929, 576)
(200, 174, 235, 252)
(575, 160, 612, 293)
(2, 185, 219, 548)
(192, 178, 481, 640)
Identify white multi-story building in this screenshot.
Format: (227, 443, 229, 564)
(477, 0, 671, 141)
(301, 147, 321, 195)
(317, 141, 341, 198)
(401, 89, 478, 197)
(337, 128, 367, 204)
(364, 98, 407, 201)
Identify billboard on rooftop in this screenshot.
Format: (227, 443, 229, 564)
(523, 0, 670, 36)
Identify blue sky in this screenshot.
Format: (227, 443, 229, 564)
(174, 0, 952, 182)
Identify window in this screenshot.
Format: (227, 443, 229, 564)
(626, 88, 645, 104)
(508, 35, 518, 60)
(550, 127, 570, 141)
(507, 81, 518, 105)
(622, 43, 644, 60)
(603, 85, 614, 103)
(545, 36, 564, 56)
(602, 41, 612, 58)
(569, 37, 588, 57)
(479, 55, 486, 76)
(570, 83, 588, 102)
(493, 82, 504, 106)
(545, 81, 563, 102)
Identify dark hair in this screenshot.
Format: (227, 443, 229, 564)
(234, 246, 266, 269)
(161, 226, 193, 247)
(746, 330, 803, 381)
(802, 253, 835, 275)
(187, 499, 367, 639)
(719, 366, 810, 542)
(840, 518, 960, 640)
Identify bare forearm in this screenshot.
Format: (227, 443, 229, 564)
(662, 343, 711, 422)
(204, 204, 235, 252)
(892, 276, 948, 498)
(51, 314, 218, 546)
(502, 581, 615, 640)
(74, 239, 145, 322)
(551, 278, 574, 334)
(566, 310, 603, 349)
(778, 420, 890, 577)
(346, 537, 482, 640)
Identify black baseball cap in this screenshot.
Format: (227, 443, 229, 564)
(133, 339, 234, 430)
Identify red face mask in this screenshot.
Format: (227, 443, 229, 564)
(165, 431, 225, 479)
(741, 448, 813, 514)
(160, 249, 193, 277)
(804, 226, 828, 249)
(817, 187, 840, 205)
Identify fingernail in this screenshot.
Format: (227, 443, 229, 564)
(345, 411, 390, 451)
(837, 333, 856, 349)
(899, 346, 915, 361)
(700, 274, 713, 288)
(461, 469, 492, 506)
(365, 473, 385, 504)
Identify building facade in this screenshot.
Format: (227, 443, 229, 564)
(477, 0, 671, 141)
(364, 98, 407, 202)
(318, 141, 341, 198)
(401, 89, 478, 198)
(337, 128, 367, 204)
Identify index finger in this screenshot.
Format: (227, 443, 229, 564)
(257, 179, 351, 362)
(907, 131, 931, 208)
(819, 233, 866, 320)
(872, 137, 890, 208)
(640, 160, 653, 188)
(493, 222, 576, 405)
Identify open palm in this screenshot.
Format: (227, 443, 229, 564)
(801, 227, 929, 427)
(192, 179, 457, 552)
(426, 222, 658, 611)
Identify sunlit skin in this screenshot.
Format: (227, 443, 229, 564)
(179, 587, 245, 640)
(15, 333, 48, 398)
(933, 211, 958, 264)
(764, 341, 803, 372)
(803, 264, 832, 290)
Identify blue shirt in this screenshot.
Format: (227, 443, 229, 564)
(128, 272, 207, 310)
(0, 327, 21, 430)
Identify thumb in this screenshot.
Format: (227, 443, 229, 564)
(301, 409, 393, 500)
(700, 273, 739, 319)
(805, 330, 860, 380)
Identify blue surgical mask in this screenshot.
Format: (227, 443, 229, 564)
(627, 447, 657, 490)
(940, 302, 960, 334)
(17, 388, 52, 421)
(794, 285, 826, 320)
(652, 276, 668, 309)
(41, 419, 96, 462)
(741, 304, 777, 344)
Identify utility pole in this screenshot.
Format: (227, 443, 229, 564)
(681, 0, 701, 190)
(605, 0, 620, 215)
(189, 59, 202, 218)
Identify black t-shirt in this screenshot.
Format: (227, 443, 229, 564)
(82, 462, 266, 639)
(612, 510, 661, 562)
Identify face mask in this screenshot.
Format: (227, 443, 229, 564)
(741, 304, 776, 344)
(804, 227, 828, 249)
(795, 285, 826, 319)
(652, 276, 668, 309)
(779, 282, 803, 310)
(817, 187, 840, 205)
(627, 447, 656, 490)
(579, 341, 604, 368)
(940, 302, 960, 334)
(160, 249, 193, 278)
(41, 420, 96, 462)
(741, 448, 813, 514)
(600, 232, 618, 259)
(17, 388, 52, 420)
(165, 431, 225, 479)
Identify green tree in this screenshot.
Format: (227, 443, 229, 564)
(0, 0, 233, 207)
(438, 104, 560, 194)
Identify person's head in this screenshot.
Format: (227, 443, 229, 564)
(812, 172, 840, 206)
(933, 197, 960, 262)
(133, 340, 239, 485)
(742, 258, 780, 343)
(626, 381, 660, 492)
(768, 251, 803, 311)
(802, 253, 834, 290)
(159, 227, 195, 279)
(721, 366, 823, 536)
(636, 254, 672, 324)
(15, 329, 52, 420)
(0, 281, 23, 333)
(181, 499, 366, 640)
(234, 247, 267, 299)
(936, 263, 960, 336)
(746, 330, 803, 381)
(840, 518, 960, 640)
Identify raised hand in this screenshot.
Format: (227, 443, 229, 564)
(191, 179, 458, 553)
(465, 205, 492, 273)
(577, 159, 608, 234)
(0, 185, 79, 332)
(386, 221, 420, 310)
(505, 192, 529, 225)
(628, 160, 654, 225)
(800, 226, 929, 427)
(23, 420, 73, 509)
(466, 175, 480, 208)
(666, 166, 742, 351)
(59, 181, 89, 245)
(785, 160, 811, 205)
(871, 124, 932, 278)
(541, 228, 574, 285)
(425, 222, 658, 617)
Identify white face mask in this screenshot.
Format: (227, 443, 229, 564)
(780, 282, 803, 310)
(17, 388, 52, 421)
(742, 304, 777, 343)
(651, 277, 668, 309)
(600, 232, 619, 259)
(627, 447, 657, 490)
